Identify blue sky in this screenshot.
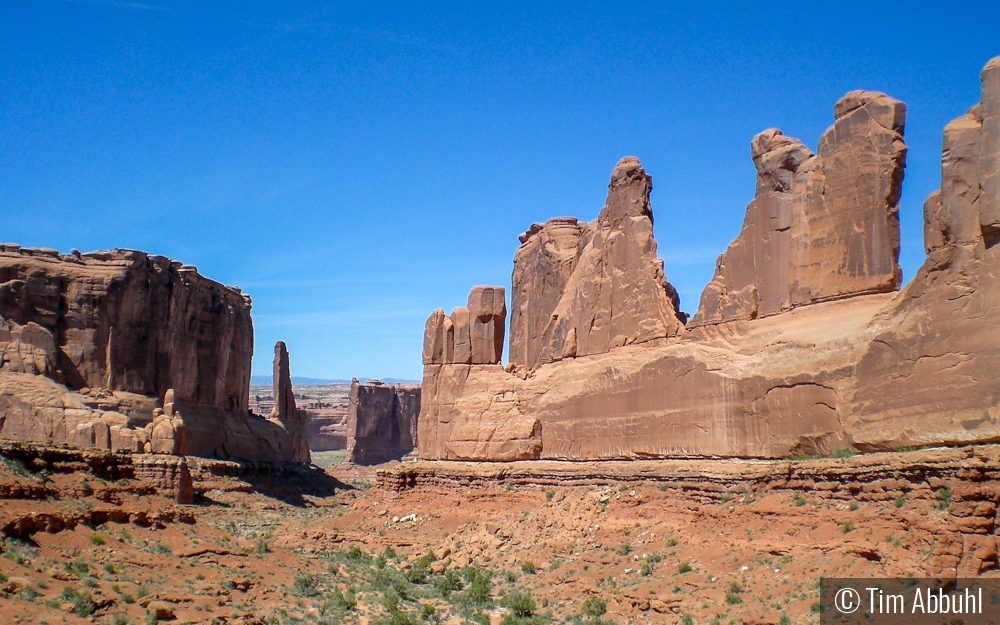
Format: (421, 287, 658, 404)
(2, 2, 997, 380)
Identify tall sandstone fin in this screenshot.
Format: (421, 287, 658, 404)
(690, 91, 907, 326)
(509, 157, 684, 370)
(271, 341, 310, 464)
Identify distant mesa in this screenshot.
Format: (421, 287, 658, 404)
(0, 247, 311, 465)
(419, 55, 1000, 462)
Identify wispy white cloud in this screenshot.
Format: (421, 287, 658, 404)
(63, 0, 170, 11)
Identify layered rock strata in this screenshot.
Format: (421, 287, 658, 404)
(418, 57, 1000, 462)
(345, 379, 420, 464)
(0, 248, 306, 462)
(379, 445, 1000, 577)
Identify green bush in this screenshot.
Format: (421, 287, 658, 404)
(326, 587, 357, 612)
(792, 492, 807, 507)
(616, 543, 631, 556)
(90, 534, 106, 546)
(406, 552, 435, 584)
(521, 561, 537, 575)
(582, 596, 607, 617)
(893, 496, 906, 508)
(436, 569, 463, 599)
(936, 487, 952, 510)
(830, 447, 857, 459)
(504, 590, 536, 617)
(677, 562, 692, 574)
(60, 587, 96, 616)
(458, 567, 492, 607)
(294, 573, 319, 596)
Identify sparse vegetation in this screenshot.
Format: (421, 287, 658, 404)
(936, 487, 952, 510)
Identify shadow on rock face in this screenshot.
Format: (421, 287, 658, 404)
(227, 465, 351, 507)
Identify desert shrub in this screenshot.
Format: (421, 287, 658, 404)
(436, 568, 463, 599)
(936, 487, 952, 510)
(60, 587, 96, 616)
(294, 573, 319, 596)
(839, 521, 854, 534)
(504, 590, 536, 617)
(112, 615, 130, 625)
(254, 537, 269, 556)
(90, 534, 106, 546)
(893, 496, 906, 508)
(582, 596, 607, 617)
(155, 543, 171, 555)
(830, 447, 857, 459)
(406, 552, 435, 584)
(370, 567, 413, 600)
(326, 587, 357, 612)
(792, 492, 807, 507)
(521, 561, 537, 574)
(640, 562, 653, 576)
(665, 538, 678, 547)
(677, 562, 692, 574)
(458, 567, 492, 607)
(616, 543, 631, 556)
(681, 615, 694, 625)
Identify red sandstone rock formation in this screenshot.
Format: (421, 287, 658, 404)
(345, 379, 420, 465)
(268, 341, 310, 464)
(509, 158, 685, 370)
(690, 91, 907, 326)
(423, 287, 506, 366)
(0, 248, 306, 463)
(417, 57, 1000, 462)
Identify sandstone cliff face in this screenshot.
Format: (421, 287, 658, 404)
(345, 379, 420, 465)
(418, 57, 1000, 462)
(846, 56, 1000, 450)
(508, 158, 685, 370)
(0, 247, 306, 463)
(0, 247, 252, 409)
(690, 91, 907, 326)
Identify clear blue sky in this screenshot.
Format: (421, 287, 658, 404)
(2, 2, 997, 380)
